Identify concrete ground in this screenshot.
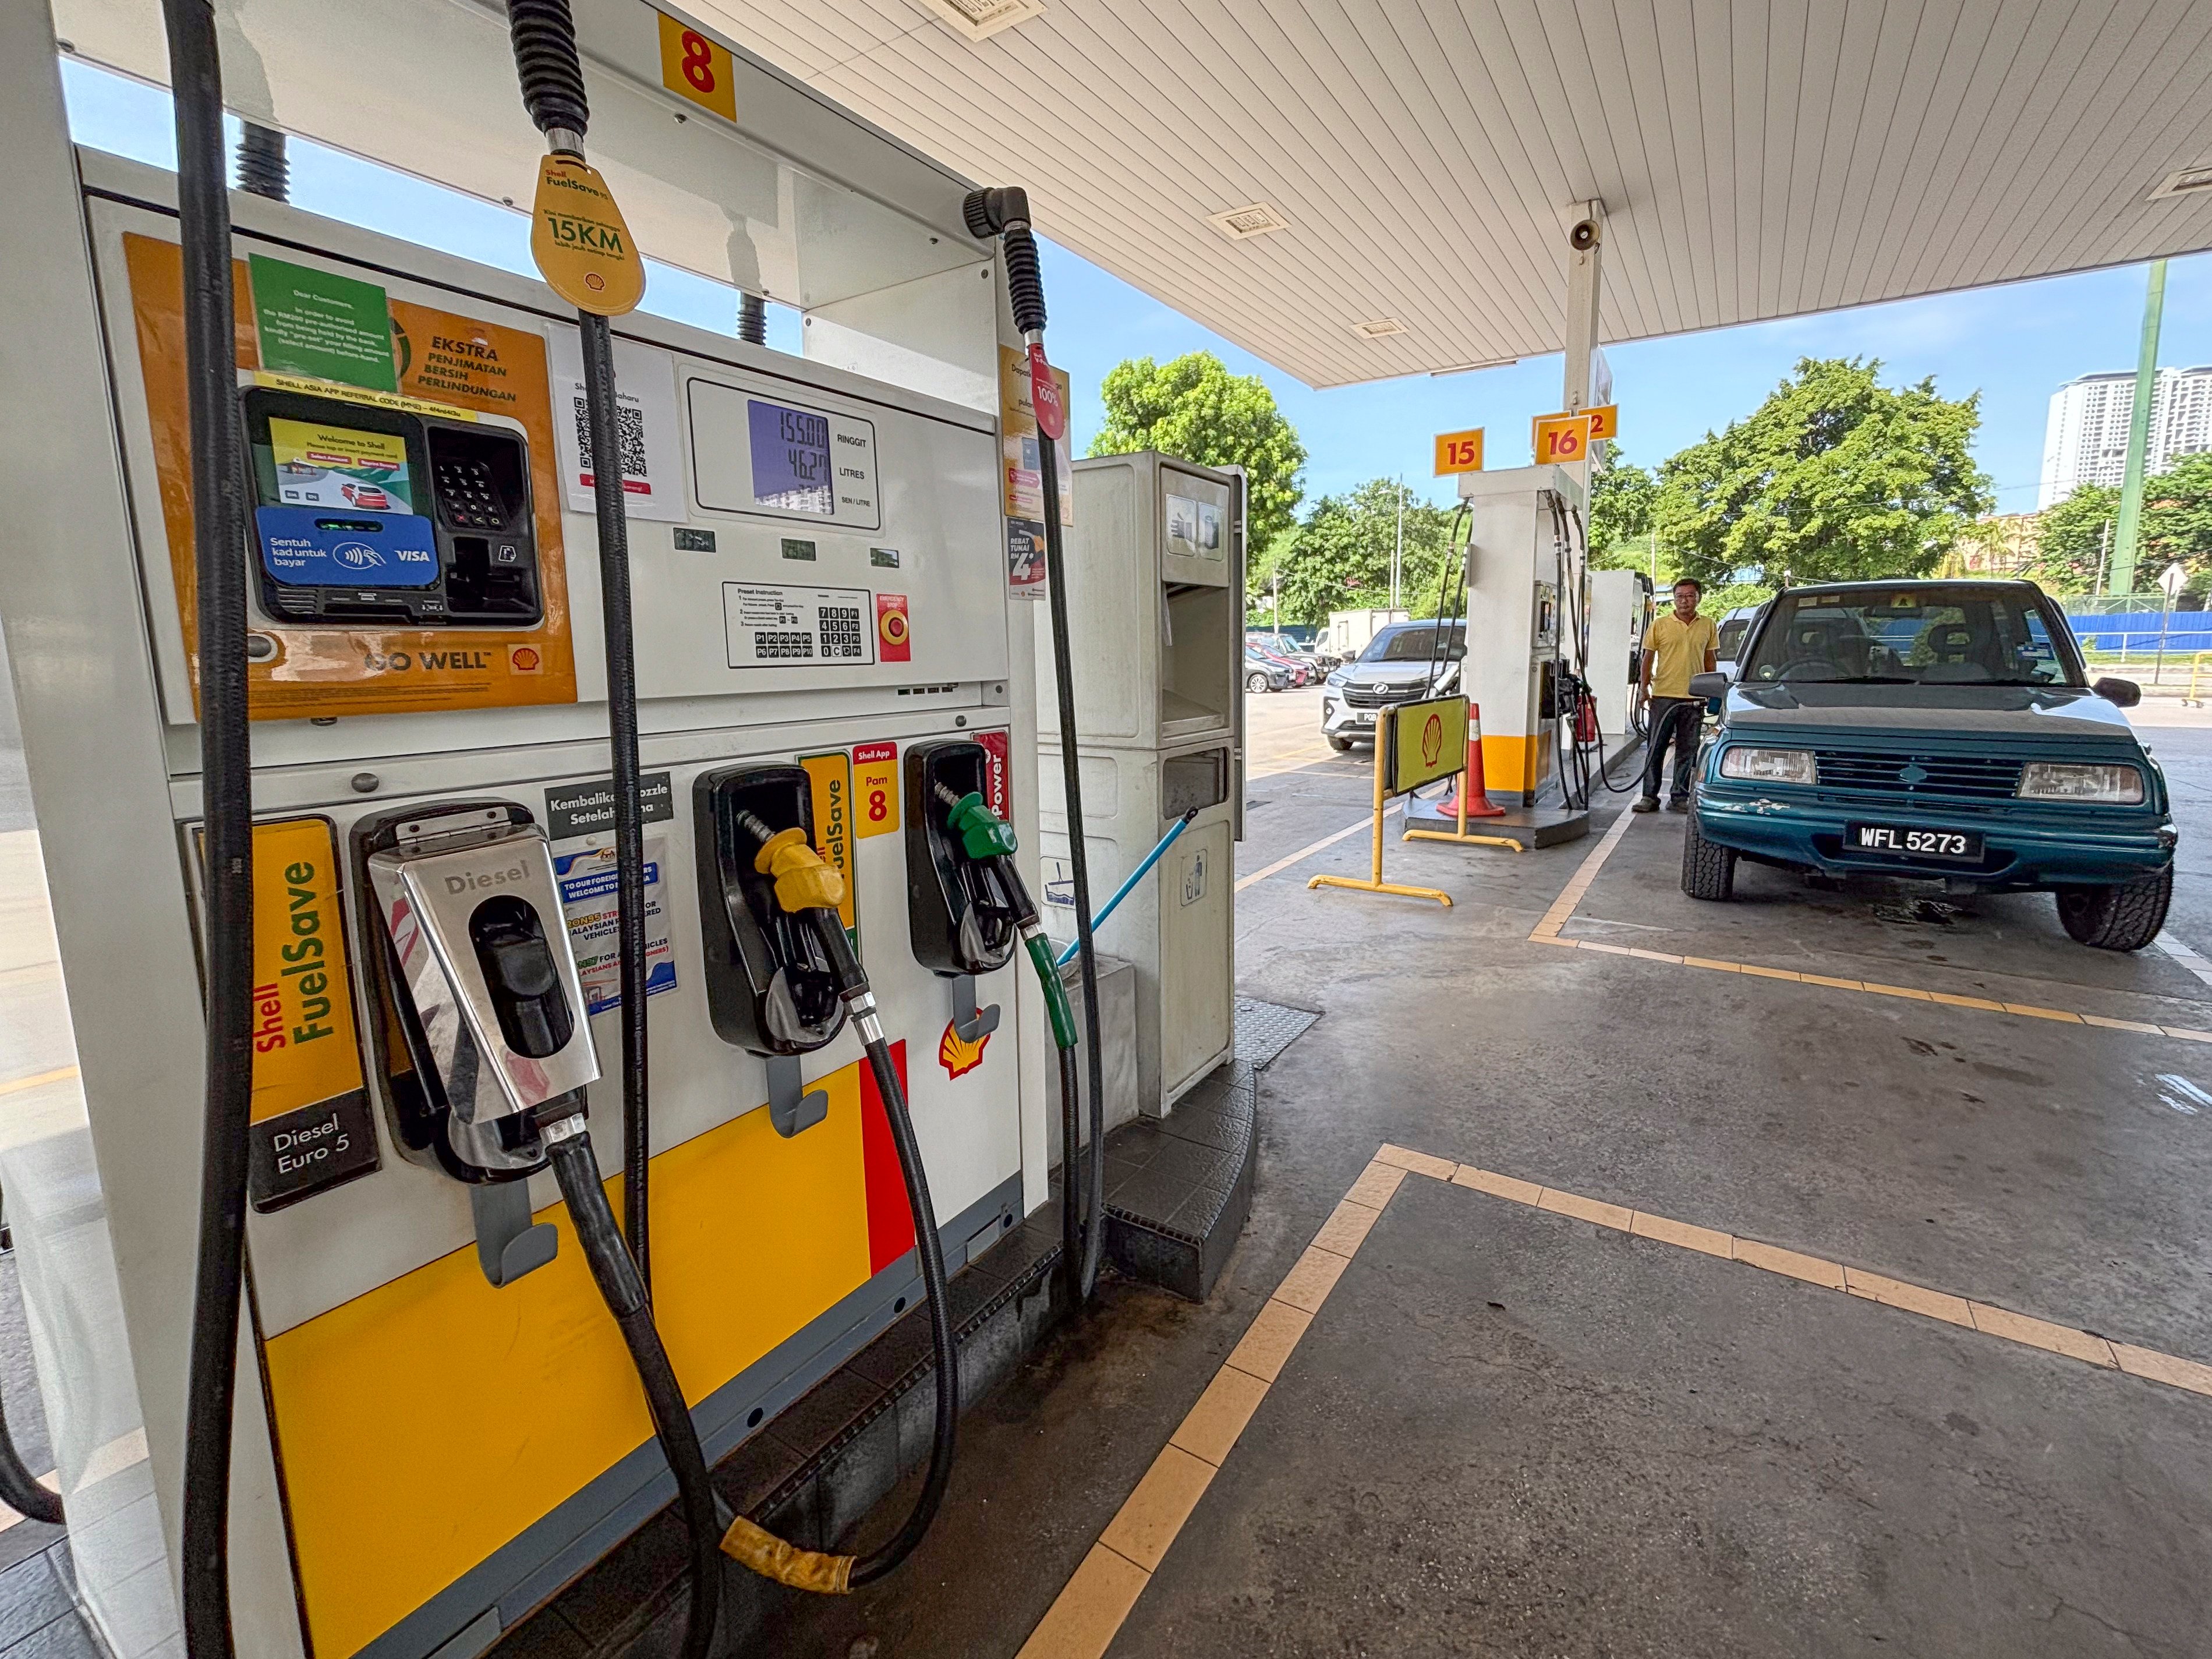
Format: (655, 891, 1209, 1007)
(756, 685, 2212, 1658)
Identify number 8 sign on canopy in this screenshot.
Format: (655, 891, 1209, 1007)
(657, 12, 738, 121)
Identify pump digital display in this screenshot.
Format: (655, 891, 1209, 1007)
(747, 399, 834, 515)
(267, 418, 416, 514)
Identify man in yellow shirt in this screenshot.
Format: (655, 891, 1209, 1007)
(1636, 578, 1720, 812)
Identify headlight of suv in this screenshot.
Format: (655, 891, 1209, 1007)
(2016, 761, 2145, 804)
(1325, 670, 1348, 688)
(1718, 747, 1815, 786)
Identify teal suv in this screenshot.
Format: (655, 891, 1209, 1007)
(1680, 581, 2176, 951)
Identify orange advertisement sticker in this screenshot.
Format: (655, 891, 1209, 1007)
(122, 232, 578, 721)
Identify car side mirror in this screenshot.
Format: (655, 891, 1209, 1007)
(2094, 677, 2141, 709)
(1687, 672, 1729, 701)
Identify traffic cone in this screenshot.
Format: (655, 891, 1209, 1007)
(1439, 703, 1507, 818)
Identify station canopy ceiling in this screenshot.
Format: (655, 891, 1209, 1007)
(697, 0, 2212, 386)
(59, 0, 2212, 389)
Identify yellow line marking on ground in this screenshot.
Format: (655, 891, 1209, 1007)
(1528, 805, 1638, 939)
(0, 1066, 77, 1098)
(1014, 1138, 2212, 1658)
(1535, 932, 2212, 1045)
(1526, 811, 2212, 1043)
(1235, 802, 1404, 892)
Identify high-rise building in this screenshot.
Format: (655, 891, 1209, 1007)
(2039, 366, 2212, 507)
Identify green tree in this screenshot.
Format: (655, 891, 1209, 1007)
(1652, 357, 1992, 588)
(1088, 352, 1306, 555)
(1587, 456, 1658, 571)
(2026, 484, 2118, 592)
(1268, 480, 1459, 625)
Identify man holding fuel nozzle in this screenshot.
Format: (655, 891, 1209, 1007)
(1634, 578, 1719, 814)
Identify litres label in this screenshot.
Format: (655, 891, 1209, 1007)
(238, 818, 377, 1211)
(723, 583, 876, 668)
(530, 155, 645, 317)
(852, 741, 900, 840)
(657, 11, 738, 121)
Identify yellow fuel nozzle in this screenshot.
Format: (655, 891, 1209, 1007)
(753, 826, 846, 916)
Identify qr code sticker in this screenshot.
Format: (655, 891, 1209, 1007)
(817, 606, 863, 659)
(572, 394, 650, 482)
(754, 631, 815, 660)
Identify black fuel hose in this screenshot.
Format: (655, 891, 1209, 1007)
(0, 1386, 60, 1527)
(546, 1127, 720, 1658)
(717, 905, 958, 1591)
(961, 187, 1106, 1305)
(162, 2, 257, 1654)
(502, 0, 654, 1285)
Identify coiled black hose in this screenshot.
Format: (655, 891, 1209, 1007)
(847, 1031, 955, 1584)
(962, 187, 1106, 1303)
(577, 315, 654, 1281)
(232, 122, 288, 203)
(161, 2, 256, 1654)
(547, 1130, 720, 1658)
(505, 0, 589, 138)
(0, 1371, 59, 1527)
(737, 291, 766, 345)
(502, 0, 653, 1283)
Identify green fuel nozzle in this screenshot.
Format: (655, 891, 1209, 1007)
(930, 784, 1073, 1049)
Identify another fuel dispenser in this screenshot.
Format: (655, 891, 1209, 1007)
(0, 4, 1057, 1653)
(1039, 452, 1244, 1115)
(1451, 465, 1587, 809)
(1588, 568, 1656, 742)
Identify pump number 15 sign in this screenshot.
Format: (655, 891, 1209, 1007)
(1433, 428, 1484, 476)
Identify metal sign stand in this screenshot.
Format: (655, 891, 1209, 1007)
(1310, 697, 1510, 906)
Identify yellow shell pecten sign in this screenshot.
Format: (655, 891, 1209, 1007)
(530, 154, 645, 317)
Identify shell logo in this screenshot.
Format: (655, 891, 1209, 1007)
(937, 1017, 989, 1080)
(508, 644, 543, 674)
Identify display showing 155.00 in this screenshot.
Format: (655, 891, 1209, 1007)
(748, 399, 833, 515)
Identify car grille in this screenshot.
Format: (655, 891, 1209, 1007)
(1343, 682, 1427, 709)
(1811, 748, 2024, 800)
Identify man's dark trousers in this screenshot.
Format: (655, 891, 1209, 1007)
(1643, 695, 1703, 802)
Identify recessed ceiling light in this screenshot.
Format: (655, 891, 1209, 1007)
(918, 0, 1045, 41)
(1353, 317, 1406, 339)
(1208, 203, 1289, 240)
(2150, 164, 2212, 201)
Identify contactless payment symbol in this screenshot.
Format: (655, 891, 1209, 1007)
(334, 542, 386, 571)
(876, 593, 911, 663)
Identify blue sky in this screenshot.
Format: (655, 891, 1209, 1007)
(63, 55, 2212, 519)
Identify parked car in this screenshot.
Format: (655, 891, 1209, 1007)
(1247, 631, 1325, 682)
(1319, 619, 1465, 750)
(1680, 580, 2176, 950)
(1714, 603, 1765, 683)
(1244, 646, 1294, 694)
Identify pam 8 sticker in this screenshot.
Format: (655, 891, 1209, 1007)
(938, 1018, 990, 1080)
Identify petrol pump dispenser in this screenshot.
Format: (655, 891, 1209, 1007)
(0, 3, 1054, 1654)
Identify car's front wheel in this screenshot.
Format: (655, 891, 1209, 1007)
(1246, 671, 1270, 694)
(2055, 864, 2172, 951)
(1328, 735, 1354, 752)
(1680, 806, 1737, 901)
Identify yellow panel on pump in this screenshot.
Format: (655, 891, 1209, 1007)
(262, 1062, 876, 1658)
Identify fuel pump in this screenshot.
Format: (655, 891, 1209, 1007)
(693, 771, 961, 1593)
(904, 741, 1086, 1288)
(961, 189, 1107, 1304)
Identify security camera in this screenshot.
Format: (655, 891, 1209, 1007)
(1569, 217, 1601, 252)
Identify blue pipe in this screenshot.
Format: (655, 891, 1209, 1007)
(1055, 809, 1200, 968)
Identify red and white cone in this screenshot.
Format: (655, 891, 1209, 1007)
(1439, 703, 1507, 818)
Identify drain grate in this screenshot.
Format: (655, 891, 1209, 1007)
(1234, 997, 1319, 1069)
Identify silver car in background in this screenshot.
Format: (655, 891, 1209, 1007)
(1319, 619, 1465, 751)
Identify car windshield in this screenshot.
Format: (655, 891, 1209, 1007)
(1741, 588, 2079, 687)
(1716, 617, 1751, 660)
(1362, 624, 1466, 663)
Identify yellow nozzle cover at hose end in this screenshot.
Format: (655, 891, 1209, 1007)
(754, 827, 848, 913)
(720, 1515, 854, 1594)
